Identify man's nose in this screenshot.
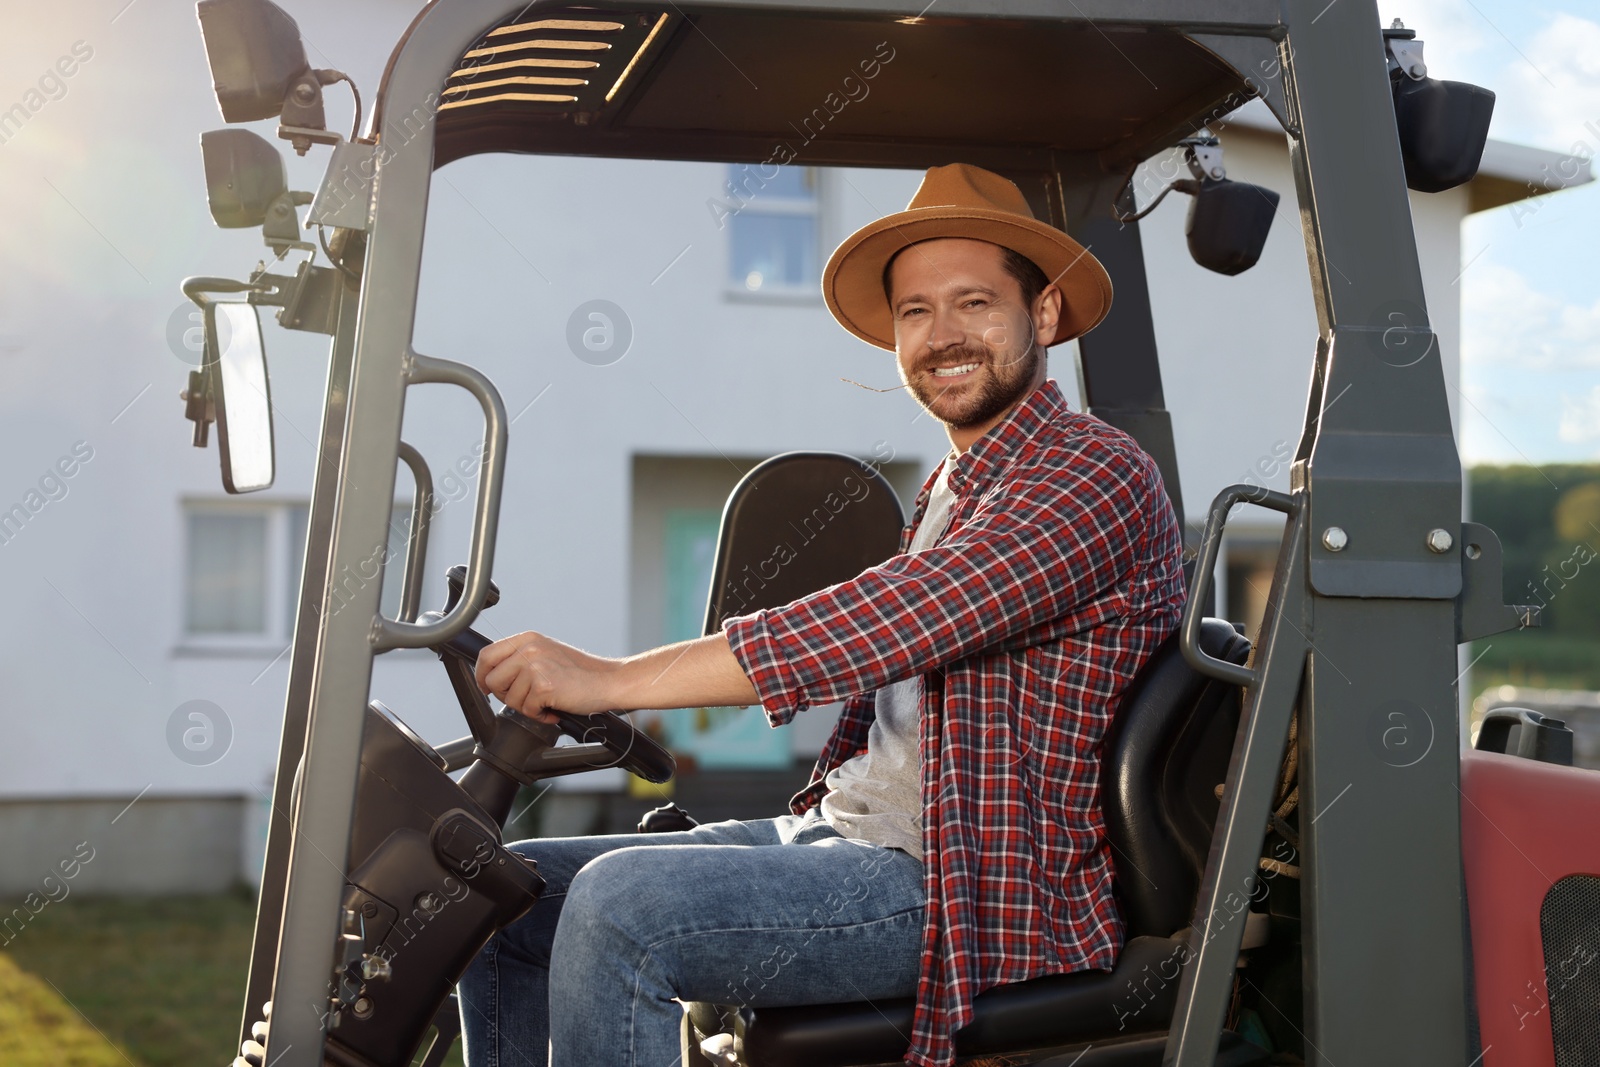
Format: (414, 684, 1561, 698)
(927, 305, 968, 352)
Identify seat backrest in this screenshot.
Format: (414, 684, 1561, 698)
(701, 451, 905, 635)
(1101, 618, 1251, 939)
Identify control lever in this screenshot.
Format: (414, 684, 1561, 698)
(445, 563, 499, 613)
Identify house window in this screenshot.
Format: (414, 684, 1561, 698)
(727, 165, 820, 295)
(186, 511, 270, 635)
(183, 501, 408, 648)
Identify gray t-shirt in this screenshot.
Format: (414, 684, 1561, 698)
(819, 456, 959, 859)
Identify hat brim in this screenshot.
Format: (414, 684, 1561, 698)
(823, 208, 1113, 352)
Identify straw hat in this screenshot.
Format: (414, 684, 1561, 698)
(822, 163, 1113, 352)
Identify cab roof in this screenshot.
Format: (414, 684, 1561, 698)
(394, 1, 1287, 174)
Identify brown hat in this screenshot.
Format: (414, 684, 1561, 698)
(822, 163, 1113, 352)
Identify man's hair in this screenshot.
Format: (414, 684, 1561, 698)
(882, 241, 1052, 307)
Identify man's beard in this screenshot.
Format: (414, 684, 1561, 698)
(905, 341, 1041, 430)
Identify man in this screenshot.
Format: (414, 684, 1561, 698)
(459, 163, 1185, 1067)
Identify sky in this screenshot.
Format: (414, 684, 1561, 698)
(1371, 0, 1600, 465)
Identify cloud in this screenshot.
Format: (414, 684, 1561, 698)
(1559, 384, 1600, 445)
(1462, 259, 1600, 370)
(1513, 13, 1600, 149)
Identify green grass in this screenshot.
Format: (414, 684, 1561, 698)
(0, 892, 463, 1067)
(2, 892, 256, 1067)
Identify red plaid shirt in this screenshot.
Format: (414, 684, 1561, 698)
(724, 380, 1185, 1066)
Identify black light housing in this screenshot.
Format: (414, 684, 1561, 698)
(1392, 75, 1496, 193)
(1185, 178, 1280, 276)
(1117, 135, 1279, 276)
(201, 128, 288, 228)
(197, 0, 316, 123)
(196, 0, 349, 154)
(1385, 22, 1496, 193)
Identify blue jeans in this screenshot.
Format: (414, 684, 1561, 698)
(457, 809, 926, 1067)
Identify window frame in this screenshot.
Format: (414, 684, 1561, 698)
(177, 498, 303, 656)
(177, 498, 414, 658)
(722, 165, 824, 303)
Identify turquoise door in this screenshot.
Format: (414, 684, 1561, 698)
(662, 508, 791, 769)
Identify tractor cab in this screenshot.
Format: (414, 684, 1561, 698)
(177, 1, 1600, 1066)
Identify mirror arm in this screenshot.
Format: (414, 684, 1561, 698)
(182, 275, 266, 309)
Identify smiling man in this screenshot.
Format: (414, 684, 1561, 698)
(459, 164, 1186, 1067)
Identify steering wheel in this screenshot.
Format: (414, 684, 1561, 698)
(430, 566, 675, 785)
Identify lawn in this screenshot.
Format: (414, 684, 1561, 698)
(0, 892, 463, 1067)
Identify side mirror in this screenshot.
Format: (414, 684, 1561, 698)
(702, 452, 905, 634)
(208, 302, 275, 493)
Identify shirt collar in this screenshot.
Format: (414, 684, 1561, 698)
(944, 379, 1068, 495)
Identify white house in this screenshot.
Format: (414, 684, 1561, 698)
(0, 0, 1588, 895)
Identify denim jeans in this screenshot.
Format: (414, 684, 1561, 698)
(457, 809, 926, 1067)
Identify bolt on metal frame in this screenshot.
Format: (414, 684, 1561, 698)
(244, 2, 1499, 1064)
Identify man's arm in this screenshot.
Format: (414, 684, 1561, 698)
(476, 629, 759, 724)
(727, 438, 1160, 726)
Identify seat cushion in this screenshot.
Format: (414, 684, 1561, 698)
(738, 936, 1187, 1067)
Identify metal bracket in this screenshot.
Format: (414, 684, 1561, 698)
(1188, 32, 1299, 138)
(263, 190, 316, 254)
(248, 262, 342, 336)
(309, 141, 377, 232)
(1184, 135, 1226, 181)
(1383, 21, 1427, 81)
(1455, 520, 1541, 642)
(1306, 327, 1462, 600)
(278, 70, 332, 156)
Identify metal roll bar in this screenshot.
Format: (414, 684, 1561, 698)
(1180, 483, 1298, 688)
(374, 352, 507, 650)
(395, 441, 434, 624)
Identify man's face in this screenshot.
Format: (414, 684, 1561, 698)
(887, 238, 1059, 447)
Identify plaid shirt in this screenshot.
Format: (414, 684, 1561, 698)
(724, 380, 1185, 1067)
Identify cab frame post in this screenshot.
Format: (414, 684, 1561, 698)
(238, 289, 357, 1053)
(256, 5, 503, 1063)
(1167, 2, 1471, 1064)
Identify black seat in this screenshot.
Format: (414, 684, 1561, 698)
(711, 618, 1258, 1067)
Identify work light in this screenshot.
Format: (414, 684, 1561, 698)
(1118, 136, 1280, 276)
(201, 128, 287, 229)
(1385, 22, 1496, 193)
(196, 0, 354, 154)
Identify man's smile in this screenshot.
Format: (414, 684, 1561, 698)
(930, 361, 980, 378)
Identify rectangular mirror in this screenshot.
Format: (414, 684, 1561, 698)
(209, 301, 275, 493)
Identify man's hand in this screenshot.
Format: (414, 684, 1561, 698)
(476, 630, 761, 722)
(476, 631, 620, 723)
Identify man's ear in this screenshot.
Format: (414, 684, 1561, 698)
(1034, 283, 1064, 347)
